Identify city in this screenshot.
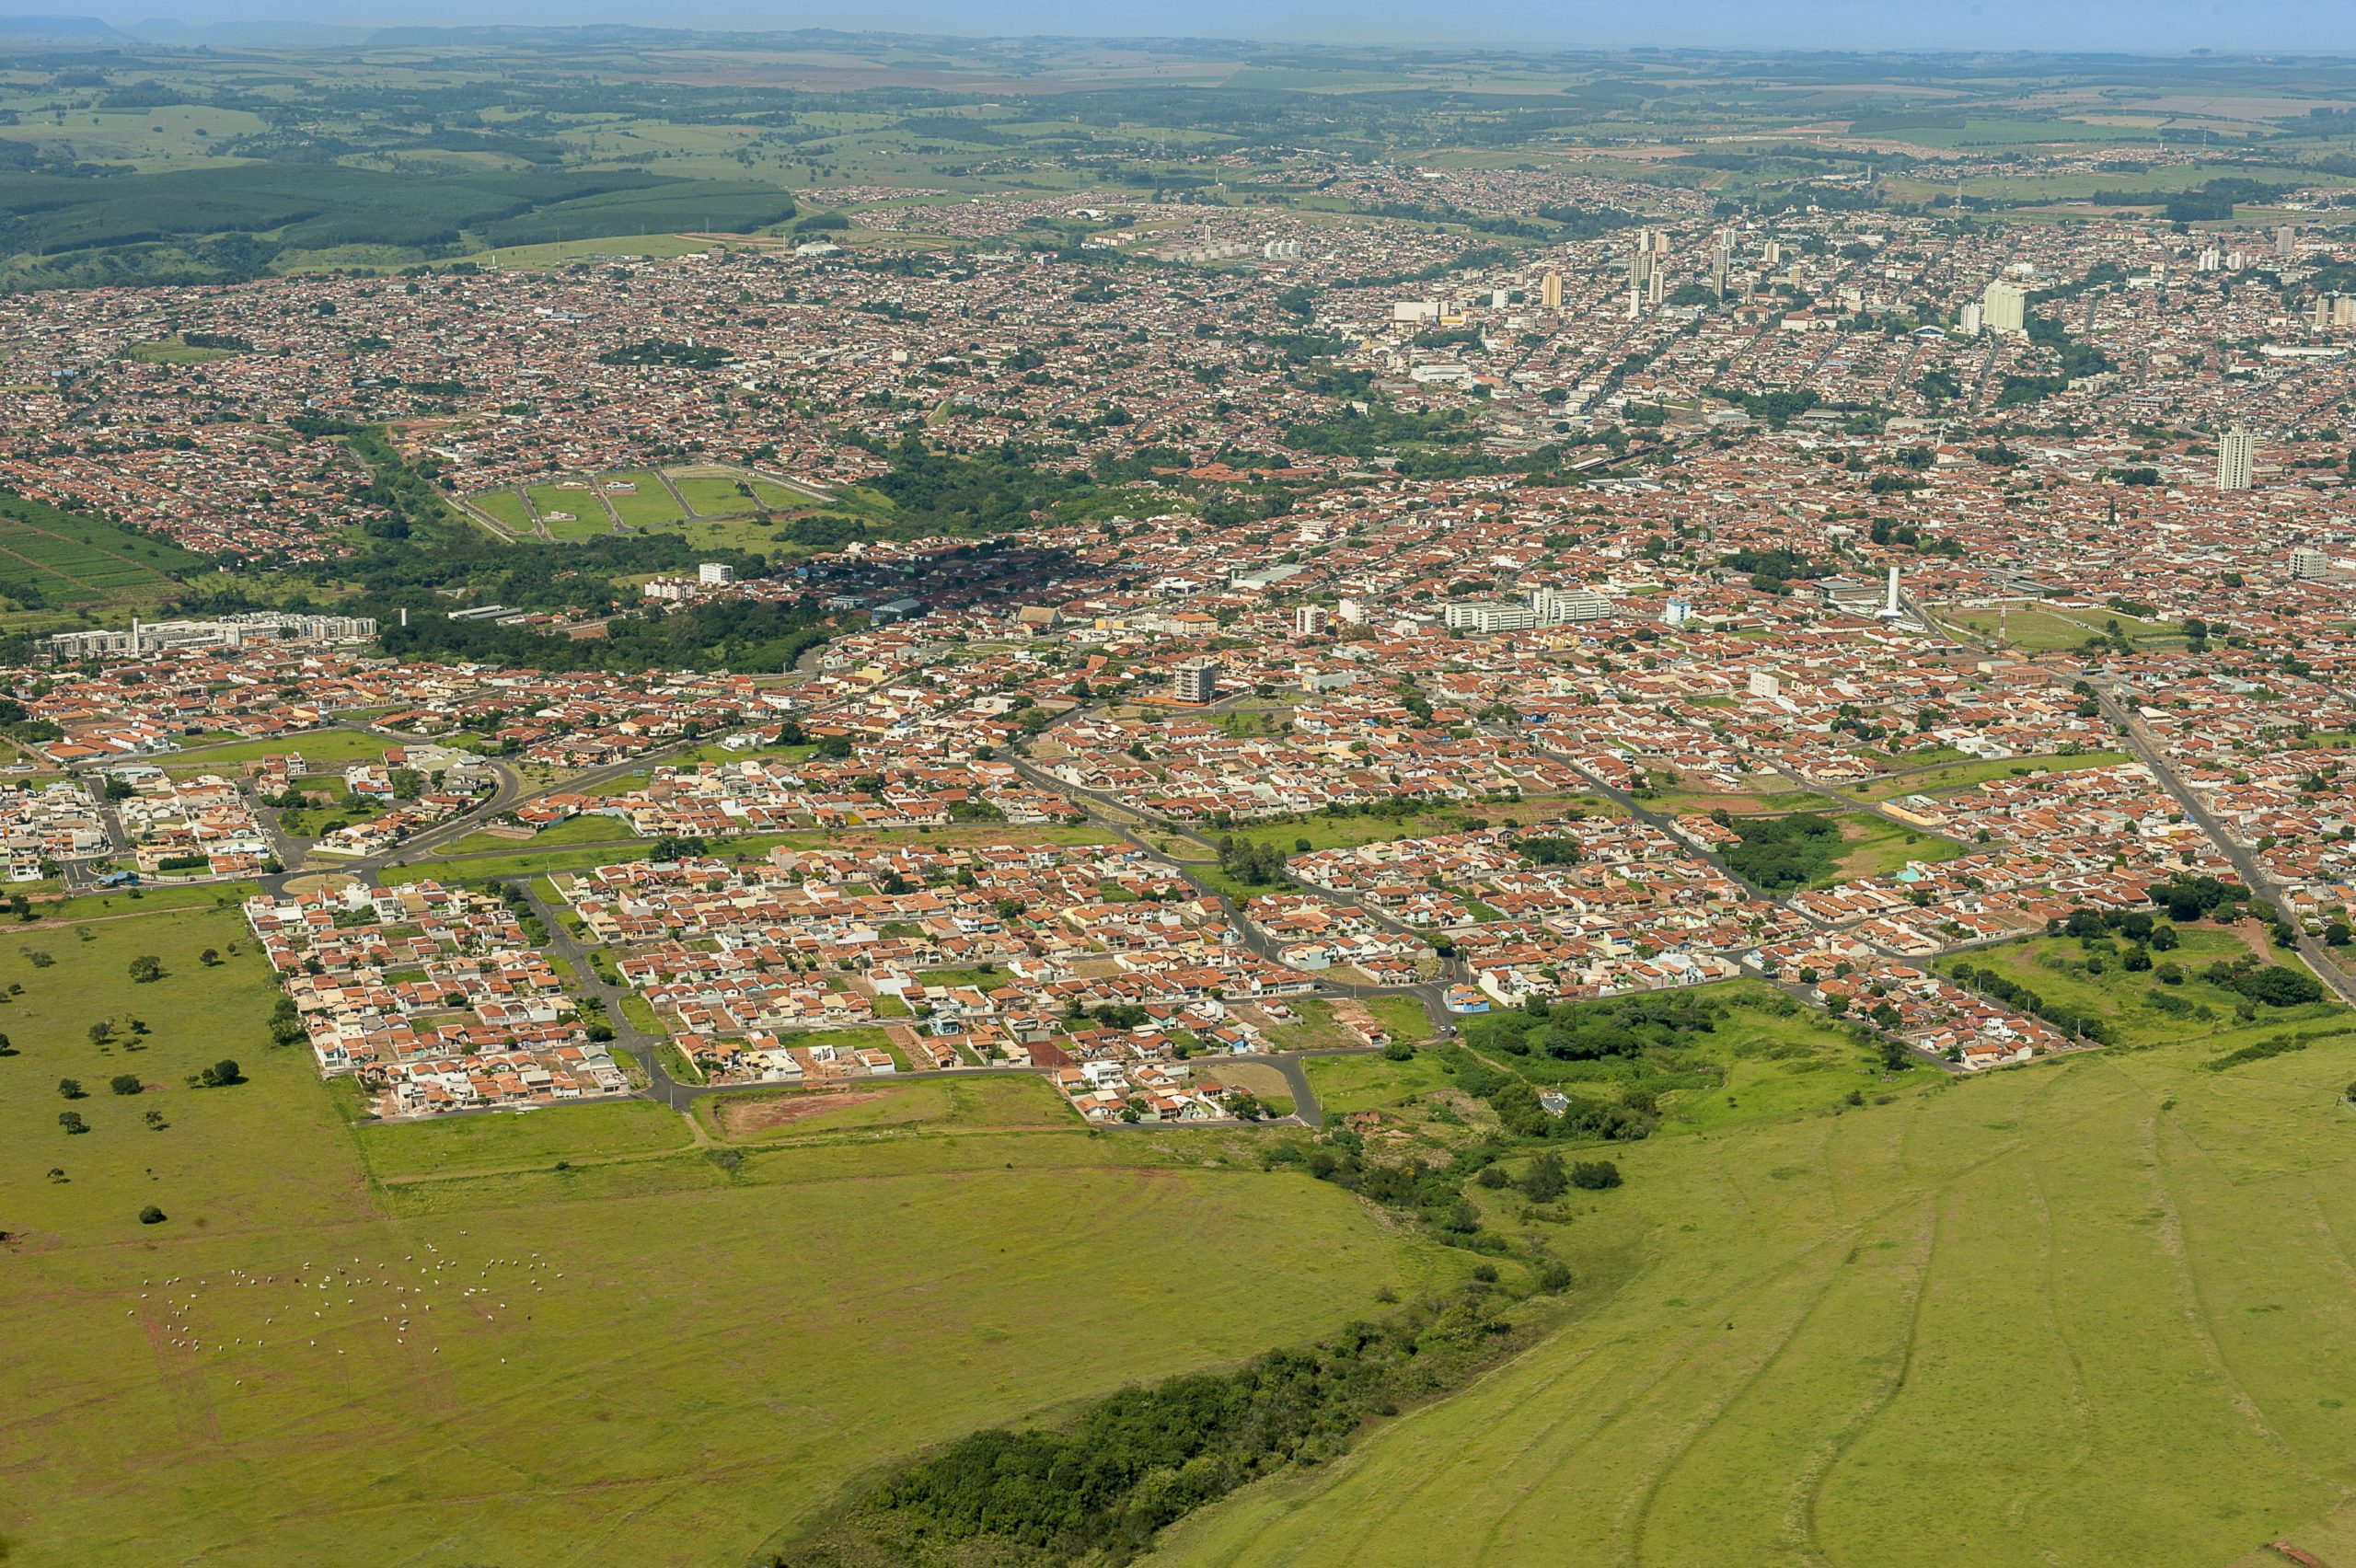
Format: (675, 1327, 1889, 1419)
(6, 20, 2356, 1568)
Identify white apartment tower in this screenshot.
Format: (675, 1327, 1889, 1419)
(2217, 424, 2256, 493)
(1981, 280, 2029, 337)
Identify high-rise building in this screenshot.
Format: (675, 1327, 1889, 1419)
(2277, 224, 2298, 259)
(1172, 659, 1218, 705)
(1540, 270, 1563, 311)
(1295, 604, 1327, 640)
(698, 562, 735, 585)
(2217, 424, 2257, 492)
(1958, 301, 1985, 338)
(2290, 546, 2331, 581)
(1981, 280, 2029, 337)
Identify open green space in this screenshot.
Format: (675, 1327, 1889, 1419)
(353, 1096, 694, 1180)
(0, 904, 1446, 1568)
(1229, 796, 1618, 859)
(670, 473, 762, 517)
(125, 337, 239, 365)
(467, 490, 535, 536)
(444, 813, 632, 856)
(1826, 813, 1967, 883)
(1856, 748, 2134, 802)
(1301, 1050, 1454, 1114)
(166, 728, 400, 771)
(1940, 926, 2342, 1050)
(698, 1072, 1068, 1143)
(1366, 993, 1438, 1045)
(601, 470, 687, 530)
(1148, 1014, 2356, 1568)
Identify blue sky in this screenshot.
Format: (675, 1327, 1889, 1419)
(46, 0, 2356, 52)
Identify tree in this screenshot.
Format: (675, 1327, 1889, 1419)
(57, 1077, 84, 1100)
(1570, 1159, 1624, 1191)
(109, 1074, 143, 1096)
(191, 1059, 243, 1089)
(128, 954, 164, 984)
(1519, 1150, 1568, 1202)
(58, 1111, 87, 1134)
(198, 947, 222, 966)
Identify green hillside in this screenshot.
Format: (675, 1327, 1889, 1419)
(1149, 1026, 2356, 1568)
(0, 488, 202, 611)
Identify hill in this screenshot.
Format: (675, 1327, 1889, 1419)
(1148, 1022, 2356, 1568)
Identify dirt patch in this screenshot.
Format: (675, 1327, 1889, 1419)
(2221, 917, 2292, 965)
(1198, 1060, 1292, 1102)
(716, 1087, 888, 1136)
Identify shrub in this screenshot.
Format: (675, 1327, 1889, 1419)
(137, 1205, 166, 1225)
(109, 1074, 143, 1096)
(1570, 1159, 1623, 1191)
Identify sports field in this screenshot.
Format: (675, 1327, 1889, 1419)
(1149, 1024, 2356, 1568)
(0, 907, 1446, 1568)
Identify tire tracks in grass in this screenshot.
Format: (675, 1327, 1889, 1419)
(2144, 1111, 2345, 1499)
(1621, 1220, 1871, 1568)
(1615, 1067, 2093, 1568)
(1789, 1198, 1940, 1568)
(1996, 1155, 2096, 1538)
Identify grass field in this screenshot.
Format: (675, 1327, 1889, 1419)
(697, 1073, 1068, 1143)
(0, 905, 1449, 1568)
(444, 814, 632, 856)
(1302, 1050, 1453, 1114)
(468, 489, 535, 536)
(1822, 813, 1966, 884)
(602, 470, 687, 530)
(167, 729, 400, 771)
(1148, 1021, 2356, 1568)
(1942, 927, 2342, 1049)
(1936, 604, 2100, 651)
(125, 338, 239, 365)
(1227, 796, 1618, 859)
(1854, 749, 2134, 802)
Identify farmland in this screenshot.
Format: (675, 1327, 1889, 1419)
(1149, 1023, 2356, 1568)
(0, 905, 1444, 1568)
(0, 489, 199, 614)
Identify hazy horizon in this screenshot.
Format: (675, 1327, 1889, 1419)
(14, 0, 2356, 55)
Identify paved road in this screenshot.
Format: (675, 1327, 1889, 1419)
(515, 878, 693, 1109)
(2088, 683, 2356, 1008)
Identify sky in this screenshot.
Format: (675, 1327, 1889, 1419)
(32, 0, 2356, 52)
